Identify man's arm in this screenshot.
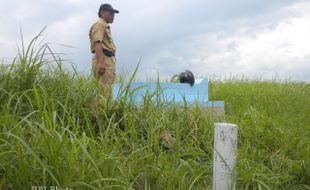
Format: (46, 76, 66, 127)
(94, 41, 106, 76)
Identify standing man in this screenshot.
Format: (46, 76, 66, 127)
(89, 4, 119, 100)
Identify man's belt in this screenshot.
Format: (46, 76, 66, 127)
(103, 49, 115, 57)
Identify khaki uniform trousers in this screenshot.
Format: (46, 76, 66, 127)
(92, 54, 116, 101)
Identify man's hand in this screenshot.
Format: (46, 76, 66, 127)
(98, 61, 106, 75)
(94, 41, 106, 76)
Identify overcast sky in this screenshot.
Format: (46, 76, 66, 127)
(1, 0, 310, 81)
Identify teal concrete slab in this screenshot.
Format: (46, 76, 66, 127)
(204, 101, 225, 108)
(113, 79, 224, 108)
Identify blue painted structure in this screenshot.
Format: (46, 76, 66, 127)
(113, 79, 224, 109)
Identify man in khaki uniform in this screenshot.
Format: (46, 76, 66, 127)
(89, 4, 119, 99)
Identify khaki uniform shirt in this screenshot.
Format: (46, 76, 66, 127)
(89, 18, 116, 54)
(89, 18, 116, 96)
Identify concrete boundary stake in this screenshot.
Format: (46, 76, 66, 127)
(213, 123, 238, 190)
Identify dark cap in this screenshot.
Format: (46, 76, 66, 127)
(99, 4, 119, 14)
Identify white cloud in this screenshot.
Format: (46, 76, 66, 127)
(147, 1, 310, 81)
(48, 15, 86, 44)
(0, 37, 16, 63)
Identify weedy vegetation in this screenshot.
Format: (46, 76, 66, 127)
(0, 31, 309, 190)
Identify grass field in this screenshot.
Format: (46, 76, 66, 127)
(0, 33, 309, 190)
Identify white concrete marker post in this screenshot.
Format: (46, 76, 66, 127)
(213, 123, 238, 190)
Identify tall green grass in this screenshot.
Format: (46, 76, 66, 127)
(209, 78, 310, 190)
(0, 32, 309, 189)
